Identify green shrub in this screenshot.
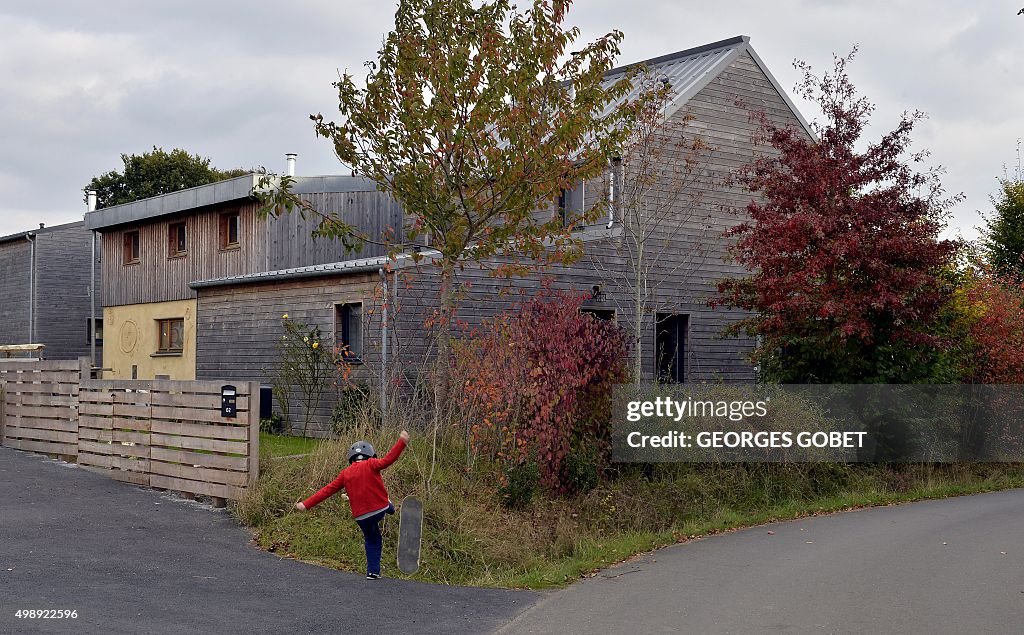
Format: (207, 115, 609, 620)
(562, 444, 600, 496)
(498, 461, 540, 509)
(260, 413, 285, 434)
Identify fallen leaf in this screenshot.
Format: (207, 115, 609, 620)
(767, 531, 775, 535)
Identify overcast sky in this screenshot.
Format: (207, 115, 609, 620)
(0, 0, 1020, 239)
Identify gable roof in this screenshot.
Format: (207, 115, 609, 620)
(600, 35, 814, 139)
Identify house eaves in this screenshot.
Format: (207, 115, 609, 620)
(83, 174, 381, 231)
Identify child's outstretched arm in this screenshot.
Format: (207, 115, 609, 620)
(370, 430, 410, 472)
(295, 470, 348, 511)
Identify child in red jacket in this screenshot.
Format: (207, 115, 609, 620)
(295, 430, 409, 579)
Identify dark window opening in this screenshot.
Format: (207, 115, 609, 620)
(87, 318, 103, 345)
(123, 230, 140, 264)
(656, 313, 688, 383)
(156, 318, 185, 354)
(169, 222, 187, 257)
(220, 212, 240, 249)
(559, 181, 585, 227)
(335, 303, 363, 363)
(582, 308, 615, 322)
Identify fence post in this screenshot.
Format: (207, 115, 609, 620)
(248, 381, 261, 488)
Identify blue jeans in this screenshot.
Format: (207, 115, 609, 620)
(355, 503, 392, 575)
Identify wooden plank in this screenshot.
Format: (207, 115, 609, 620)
(110, 455, 150, 472)
(2, 383, 76, 395)
(78, 395, 116, 409)
(149, 433, 246, 455)
(149, 392, 250, 410)
(108, 443, 150, 459)
(2, 426, 76, 444)
(107, 470, 150, 486)
(4, 404, 76, 419)
(0, 385, 5, 446)
(79, 415, 113, 430)
(6, 416, 78, 434)
(150, 446, 248, 471)
(78, 440, 113, 456)
(112, 403, 151, 418)
(148, 460, 248, 487)
(248, 381, 260, 486)
(150, 406, 251, 425)
(17, 393, 76, 407)
(111, 417, 152, 433)
(112, 429, 150, 445)
(78, 454, 113, 469)
(83, 379, 251, 395)
(8, 438, 77, 456)
(150, 419, 247, 441)
(78, 427, 112, 442)
(149, 474, 245, 500)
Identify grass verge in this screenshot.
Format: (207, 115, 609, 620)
(260, 432, 322, 458)
(235, 428, 1024, 589)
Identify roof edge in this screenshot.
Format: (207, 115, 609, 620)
(604, 35, 749, 79)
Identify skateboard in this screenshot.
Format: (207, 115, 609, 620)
(397, 495, 423, 575)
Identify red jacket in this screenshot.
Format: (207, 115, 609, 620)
(302, 439, 406, 518)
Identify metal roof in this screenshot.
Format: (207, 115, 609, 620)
(0, 220, 86, 245)
(189, 252, 430, 289)
(600, 35, 814, 139)
(83, 174, 381, 231)
(188, 224, 620, 289)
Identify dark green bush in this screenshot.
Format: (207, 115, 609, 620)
(498, 461, 540, 509)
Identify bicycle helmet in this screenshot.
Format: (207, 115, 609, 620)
(347, 440, 376, 463)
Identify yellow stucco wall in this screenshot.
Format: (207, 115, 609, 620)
(102, 299, 197, 380)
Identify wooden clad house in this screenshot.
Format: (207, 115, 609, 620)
(0, 221, 102, 362)
(87, 36, 812, 434)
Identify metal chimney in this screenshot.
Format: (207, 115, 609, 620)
(86, 190, 97, 212)
(285, 153, 297, 177)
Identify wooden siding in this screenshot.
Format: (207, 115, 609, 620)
(0, 239, 31, 346)
(101, 201, 267, 307)
(0, 223, 101, 361)
(265, 191, 405, 270)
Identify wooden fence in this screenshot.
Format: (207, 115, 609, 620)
(0, 360, 260, 501)
(0, 359, 85, 458)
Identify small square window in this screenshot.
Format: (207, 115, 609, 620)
(123, 230, 140, 264)
(220, 212, 240, 249)
(156, 318, 185, 354)
(335, 303, 363, 363)
(168, 222, 187, 257)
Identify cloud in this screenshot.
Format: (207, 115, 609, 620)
(1, 0, 1021, 240)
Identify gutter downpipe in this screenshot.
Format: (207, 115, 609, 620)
(25, 232, 36, 345)
(87, 190, 97, 374)
(379, 267, 388, 419)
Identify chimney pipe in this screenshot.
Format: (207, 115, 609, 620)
(86, 189, 97, 212)
(285, 153, 297, 177)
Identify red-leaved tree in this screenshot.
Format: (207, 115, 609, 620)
(453, 289, 628, 492)
(958, 273, 1024, 384)
(716, 48, 961, 383)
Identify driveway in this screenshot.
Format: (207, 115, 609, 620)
(0, 447, 537, 635)
(501, 488, 1024, 634)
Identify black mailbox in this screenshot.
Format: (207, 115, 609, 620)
(221, 385, 237, 418)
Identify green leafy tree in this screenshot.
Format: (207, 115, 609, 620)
(260, 0, 655, 397)
(982, 143, 1024, 279)
(85, 146, 248, 209)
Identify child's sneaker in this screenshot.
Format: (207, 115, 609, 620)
(366, 573, 382, 580)
(385, 501, 396, 515)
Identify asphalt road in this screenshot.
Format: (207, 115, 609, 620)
(501, 488, 1024, 634)
(0, 447, 536, 635)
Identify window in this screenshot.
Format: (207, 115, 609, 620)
(123, 230, 140, 264)
(219, 212, 240, 249)
(558, 181, 585, 227)
(87, 318, 103, 345)
(168, 222, 187, 257)
(656, 313, 688, 383)
(581, 308, 615, 322)
(156, 318, 185, 354)
(335, 303, 363, 363)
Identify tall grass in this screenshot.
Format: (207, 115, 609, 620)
(235, 417, 1024, 588)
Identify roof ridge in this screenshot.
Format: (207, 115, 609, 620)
(603, 35, 749, 78)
